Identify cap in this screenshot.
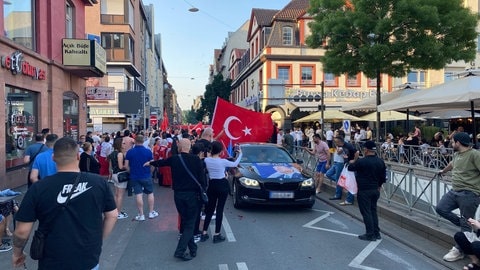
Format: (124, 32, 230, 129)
(453, 132, 472, 146)
(364, 140, 377, 150)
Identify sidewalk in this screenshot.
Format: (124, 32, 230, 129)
(318, 181, 465, 270)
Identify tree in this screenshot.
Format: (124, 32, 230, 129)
(197, 73, 232, 123)
(183, 109, 197, 124)
(306, 0, 478, 139)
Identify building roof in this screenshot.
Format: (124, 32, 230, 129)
(252, 8, 279, 26)
(274, 0, 309, 21)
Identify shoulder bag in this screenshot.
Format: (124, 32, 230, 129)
(30, 172, 82, 260)
(117, 170, 130, 183)
(178, 155, 208, 204)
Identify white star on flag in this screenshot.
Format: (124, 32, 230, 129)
(242, 126, 252, 136)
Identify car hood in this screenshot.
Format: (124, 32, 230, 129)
(237, 162, 308, 180)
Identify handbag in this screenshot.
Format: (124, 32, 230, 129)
(30, 173, 82, 260)
(117, 171, 130, 183)
(178, 155, 208, 204)
(338, 164, 358, 195)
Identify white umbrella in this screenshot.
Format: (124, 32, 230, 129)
(421, 109, 480, 119)
(293, 110, 362, 123)
(378, 75, 480, 112)
(359, 111, 425, 122)
(342, 87, 419, 111)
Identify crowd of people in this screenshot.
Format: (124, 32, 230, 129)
(1, 121, 479, 268)
(2, 126, 242, 267)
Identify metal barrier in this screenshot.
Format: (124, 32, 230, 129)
(294, 145, 455, 227)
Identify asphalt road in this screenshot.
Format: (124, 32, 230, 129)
(1, 183, 451, 270)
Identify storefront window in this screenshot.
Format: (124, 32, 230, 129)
(5, 86, 38, 170)
(63, 92, 79, 140)
(3, 1, 35, 50)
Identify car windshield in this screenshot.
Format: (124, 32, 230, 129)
(240, 146, 294, 163)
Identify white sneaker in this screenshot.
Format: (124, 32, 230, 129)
(117, 212, 128, 220)
(148, 210, 159, 219)
(0, 243, 12, 252)
(443, 246, 464, 261)
(135, 214, 145, 221)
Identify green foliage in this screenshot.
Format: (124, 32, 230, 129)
(421, 125, 440, 142)
(197, 73, 232, 123)
(306, 0, 478, 78)
(182, 110, 197, 124)
(391, 125, 405, 137)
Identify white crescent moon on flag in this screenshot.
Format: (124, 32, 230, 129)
(224, 116, 241, 140)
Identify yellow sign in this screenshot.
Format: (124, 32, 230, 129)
(63, 39, 91, 66)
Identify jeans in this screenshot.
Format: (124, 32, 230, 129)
(357, 189, 380, 237)
(435, 190, 480, 231)
(326, 162, 354, 203)
(174, 191, 201, 256)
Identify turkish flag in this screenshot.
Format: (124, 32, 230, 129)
(211, 98, 273, 146)
(160, 109, 169, 131)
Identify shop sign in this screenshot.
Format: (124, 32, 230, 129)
(62, 39, 106, 74)
(86, 86, 115, 100)
(0, 50, 46, 80)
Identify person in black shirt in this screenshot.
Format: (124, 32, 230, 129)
(12, 137, 117, 269)
(146, 138, 206, 261)
(348, 140, 386, 241)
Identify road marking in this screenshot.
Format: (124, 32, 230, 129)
(304, 210, 383, 270)
(348, 240, 382, 270)
(236, 262, 248, 270)
(303, 210, 359, 236)
(223, 216, 236, 242)
(208, 216, 236, 242)
(218, 262, 249, 270)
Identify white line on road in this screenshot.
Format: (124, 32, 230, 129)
(223, 216, 236, 242)
(208, 216, 236, 242)
(302, 210, 334, 228)
(218, 262, 249, 270)
(348, 240, 382, 270)
(236, 262, 248, 270)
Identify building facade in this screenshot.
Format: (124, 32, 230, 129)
(0, 0, 105, 189)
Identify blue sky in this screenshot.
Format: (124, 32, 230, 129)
(143, 0, 292, 110)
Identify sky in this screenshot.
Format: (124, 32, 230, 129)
(142, 0, 292, 110)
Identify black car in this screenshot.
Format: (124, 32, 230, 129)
(229, 143, 315, 209)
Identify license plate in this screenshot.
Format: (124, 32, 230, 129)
(269, 191, 294, 199)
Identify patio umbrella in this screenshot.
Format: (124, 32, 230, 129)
(341, 87, 419, 111)
(421, 109, 480, 119)
(359, 111, 425, 122)
(378, 75, 480, 112)
(293, 110, 362, 123)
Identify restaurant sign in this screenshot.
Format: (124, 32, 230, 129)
(0, 51, 46, 80)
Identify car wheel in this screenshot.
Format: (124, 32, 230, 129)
(233, 182, 245, 209)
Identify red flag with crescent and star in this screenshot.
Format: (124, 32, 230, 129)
(211, 98, 273, 147)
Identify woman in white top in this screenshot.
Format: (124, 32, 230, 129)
(200, 141, 242, 243)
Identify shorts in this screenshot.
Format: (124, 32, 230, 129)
(315, 160, 328, 174)
(0, 200, 14, 216)
(112, 173, 128, 189)
(131, 178, 154, 195)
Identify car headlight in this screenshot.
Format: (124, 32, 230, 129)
(239, 177, 260, 189)
(301, 178, 314, 188)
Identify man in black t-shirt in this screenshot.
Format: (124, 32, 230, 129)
(12, 137, 117, 269)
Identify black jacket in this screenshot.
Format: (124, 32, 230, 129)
(348, 154, 386, 191)
(149, 152, 206, 192)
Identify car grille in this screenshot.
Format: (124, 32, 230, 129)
(264, 182, 300, 191)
